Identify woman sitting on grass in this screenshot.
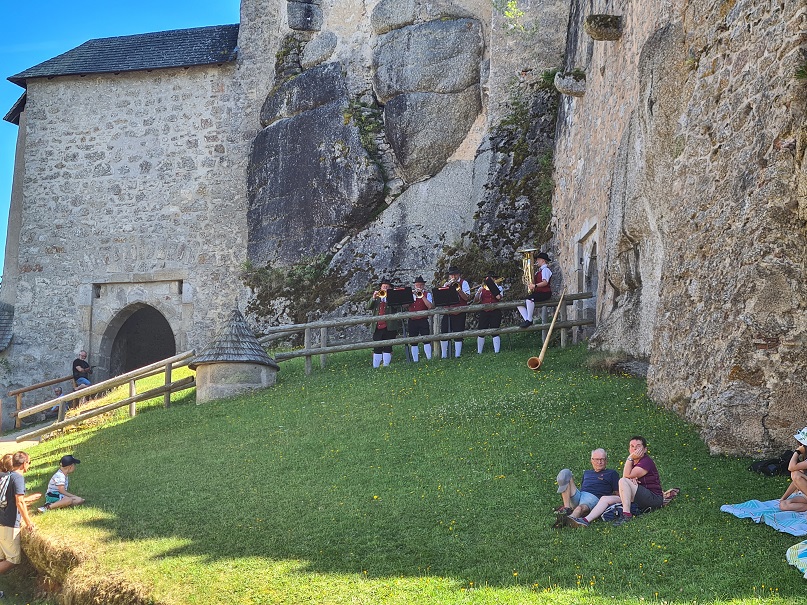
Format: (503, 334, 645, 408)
(779, 427, 807, 513)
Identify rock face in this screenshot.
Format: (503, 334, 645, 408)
(372, 18, 484, 182)
(552, 0, 807, 455)
(247, 62, 385, 265)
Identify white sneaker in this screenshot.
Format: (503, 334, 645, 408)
(37, 506, 48, 513)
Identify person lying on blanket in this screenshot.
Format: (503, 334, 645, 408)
(779, 427, 807, 513)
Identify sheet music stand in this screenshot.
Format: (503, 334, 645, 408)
(385, 287, 413, 307)
(484, 277, 501, 298)
(432, 287, 460, 307)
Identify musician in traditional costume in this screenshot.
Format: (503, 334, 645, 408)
(439, 266, 471, 358)
(407, 276, 434, 362)
(517, 252, 552, 328)
(367, 279, 400, 367)
(473, 273, 504, 353)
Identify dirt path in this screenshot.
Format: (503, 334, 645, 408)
(0, 428, 41, 455)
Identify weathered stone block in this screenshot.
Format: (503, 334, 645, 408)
(554, 70, 586, 97)
(370, 0, 416, 35)
(301, 31, 338, 69)
(248, 74, 385, 265)
(195, 362, 277, 403)
(287, 0, 323, 32)
(372, 19, 483, 104)
(260, 61, 345, 127)
(584, 14, 624, 41)
(384, 86, 482, 182)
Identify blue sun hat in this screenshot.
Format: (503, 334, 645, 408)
(794, 427, 807, 446)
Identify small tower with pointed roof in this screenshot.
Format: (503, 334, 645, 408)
(190, 309, 279, 403)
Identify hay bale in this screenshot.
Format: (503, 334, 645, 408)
(22, 530, 89, 583)
(62, 569, 157, 605)
(23, 531, 160, 604)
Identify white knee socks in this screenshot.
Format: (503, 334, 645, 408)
(372, 353, 382, 368)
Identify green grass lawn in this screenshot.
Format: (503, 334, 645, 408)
(5, 336, 806, 604)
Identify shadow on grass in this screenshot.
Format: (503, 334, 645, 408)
(26, 341, 807, 603)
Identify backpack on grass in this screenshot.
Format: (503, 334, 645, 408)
(601, 502, 640, 521)
(749, 451, 793, 477)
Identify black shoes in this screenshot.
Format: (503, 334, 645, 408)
(519, 320, 533, 329)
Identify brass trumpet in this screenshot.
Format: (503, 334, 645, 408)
(414, 288, 425, 298)
(373, 290, 388, 300)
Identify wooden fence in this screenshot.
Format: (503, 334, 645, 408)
(4, 292, 594, 440)
(259, 292, 594, 375)
(9, 351, 196, 441)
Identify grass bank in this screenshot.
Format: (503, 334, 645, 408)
(4, 337, 805, 604)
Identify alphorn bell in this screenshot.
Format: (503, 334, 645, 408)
(527, 290, 566, 371)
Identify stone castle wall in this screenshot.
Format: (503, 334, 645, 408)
(552, 0, 807, 454)
(0, 3, 283, 419)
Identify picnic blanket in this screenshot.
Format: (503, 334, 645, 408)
(786, 540, 807, 579)
(720, 499, 807, 536)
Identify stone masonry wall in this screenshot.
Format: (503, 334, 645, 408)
(553, 0, 807, 454)
(0, 2, 283, 422)
(5, 66, 245, 389)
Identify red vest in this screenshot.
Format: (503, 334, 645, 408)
(409, 296, 429, 320)
(534, 268, 551, 293)
(377, 301, 387, 330)
(479, 287, 498, 305)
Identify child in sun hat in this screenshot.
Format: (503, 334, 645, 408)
(38, 455, 85, 513)
(778, 428, 807, 512)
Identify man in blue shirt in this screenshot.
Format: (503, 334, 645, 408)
(554, 448, 620, 526)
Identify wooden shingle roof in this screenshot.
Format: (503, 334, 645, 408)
(190, 310, 279, 370)
(8, 24, 239, 87)
(0, 302, 14, 352)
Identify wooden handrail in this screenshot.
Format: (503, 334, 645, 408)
(258, 292, 593, 338)
(15, 376, 196, 442)
(8, 375, 74, 397)
(274, 319, 594, 361)
(15, 351, 195, 420)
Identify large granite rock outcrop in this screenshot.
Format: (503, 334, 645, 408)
(372, 18, 484, 182)
(247, 62, 385, 266)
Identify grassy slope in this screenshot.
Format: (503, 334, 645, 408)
(7, 337, 806, 604)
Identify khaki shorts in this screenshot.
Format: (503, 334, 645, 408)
(0, 526, 22, 564)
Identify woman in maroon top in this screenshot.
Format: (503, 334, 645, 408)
(616, 436, 664, 524)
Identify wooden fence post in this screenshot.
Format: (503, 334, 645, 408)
(129, 380, 137, 417)
(320, 327, 328, 369)
(304, 328, 312, 376)
(560, 302, 568, 348)
(164, 362, 173, 408)
(15, 393, 22, 430)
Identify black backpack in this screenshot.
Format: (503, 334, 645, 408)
(749, 451, 793, 476)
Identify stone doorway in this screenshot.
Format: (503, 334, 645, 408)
(106, 304, 177, 377)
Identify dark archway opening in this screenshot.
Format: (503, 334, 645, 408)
(110, 306, 176, 376)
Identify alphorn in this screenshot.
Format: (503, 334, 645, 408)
(527, 290, 566, 371)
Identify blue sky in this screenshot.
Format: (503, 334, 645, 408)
(0, 0, 241, 277)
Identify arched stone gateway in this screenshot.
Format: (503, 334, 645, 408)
(99, 304, 177, 378)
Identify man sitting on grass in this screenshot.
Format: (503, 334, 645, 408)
(567, 436, 664, 527)
(554, 448, 619, 527)
(39, 455, 85, 513)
